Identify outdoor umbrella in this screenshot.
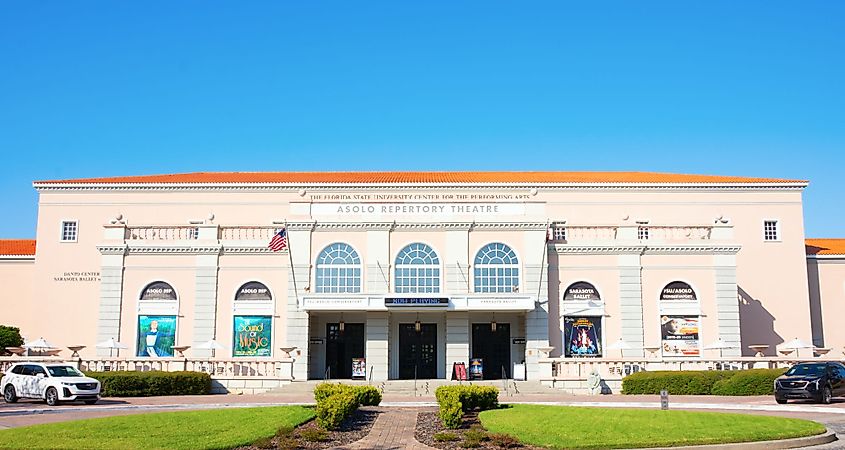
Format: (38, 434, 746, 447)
(23, 337, 57, 356)
(195, 339, 226, 357)
(606, 338, 637, 358)
(96, 338, 128, 357)
(779, 338, 814, 357)
(703, 338, 738, 358)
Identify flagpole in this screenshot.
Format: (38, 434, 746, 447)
(284, 221, 301, 310)
(537, 222, 550, 300)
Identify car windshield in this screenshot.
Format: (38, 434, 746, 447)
(785, 364, 827, 377)
(46, 366, 84, 377)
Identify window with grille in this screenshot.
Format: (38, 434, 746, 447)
(638, 226, 649, 240)
(473, 242, 520, 293)
(315, 243, 362, 293)
(394, 243, 440, 293)
(553, 227, 567, 241)
(61, 221, 78, 242)
(764, 220, 780, 241)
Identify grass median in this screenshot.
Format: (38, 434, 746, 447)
(480, 404, 826, 449)
(0, 405, 315, 450)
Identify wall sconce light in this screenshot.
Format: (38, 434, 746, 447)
(339, 313, 345, 333)
(491, 314, 497, 332)
(415, 312, 421, 333)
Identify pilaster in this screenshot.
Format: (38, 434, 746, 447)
(286, 227, 312, 380)
(365, 312, 389, 381)
(446, 312, 470, 377)
(714, 254, 741, 357)
(618, 253, 645, 357)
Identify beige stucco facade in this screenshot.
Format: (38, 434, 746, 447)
(0, 172, 837, 381)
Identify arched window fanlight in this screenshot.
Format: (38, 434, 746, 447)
(394, 243, 440, 293)
(473, 243, 519, 293)
(315, 243, 362, 294)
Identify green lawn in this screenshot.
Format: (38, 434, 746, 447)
(0, 406, 315, 450)
(479, 404, 826, 449)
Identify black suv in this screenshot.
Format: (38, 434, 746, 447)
(774, 362, 845, 404)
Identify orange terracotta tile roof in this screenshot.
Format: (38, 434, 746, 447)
(0, 239, 36, 256)
(34, 171, 807, 185)
(806, 239, 845, 256)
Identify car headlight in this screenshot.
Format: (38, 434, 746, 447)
(61, 382, 75, 386)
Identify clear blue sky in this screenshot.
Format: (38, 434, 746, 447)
(1, 2, 842, 238)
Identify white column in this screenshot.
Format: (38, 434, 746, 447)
(286, 225, 313, 380)
(714, 254, 741, 357)
(366, 312, 389, 381)
(446, 312, 470, 378)
(96, 224, 128, 357)
(618, 253, 645, 357)
(523, 229, 550, 380)
(192, 225, 221, 358)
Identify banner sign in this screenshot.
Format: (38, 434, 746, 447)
(233, 316, 272, 357)
(137, 315, 177, 357)
(563, 282, 601, 301)
(564, 316, 603, 357)
(385, 297, 449, 307)
(661, 315, 700, 356)
(469, 358, 484, 380)
(235, 282, 272, 301)
(352, 358, 366, 378)
(140, 282, 177, 301)
(660, 281, 697, 301)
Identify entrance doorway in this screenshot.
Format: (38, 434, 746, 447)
(398, 323, 437, 379)
(472, 323, 511, 379)
(325, 323, 365, 379)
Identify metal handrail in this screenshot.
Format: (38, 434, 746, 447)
(324, 366, 330, 381)
(368, 365, 373, 385)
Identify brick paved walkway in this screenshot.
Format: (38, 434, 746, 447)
(333, 408, 435, 450)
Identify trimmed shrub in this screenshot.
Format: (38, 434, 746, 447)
(313, 383, 382, 406)
(84, 371, 211, 397)
(435, 385, 500, 428)
(438, 390, 464, 429)
(489, 433, 521, 448)
(354, 385, 382, 406)
(711, 368, 786, 396)
(434, 432, 460, 442)
(316, 392, 357, 430)
(621, 370, 733, 395)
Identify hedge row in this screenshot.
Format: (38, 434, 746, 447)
(314, 383, 382, 430)
(435, 385, 499, 429)
(622, 369, 786, 395)
(84, 371, 211, 397)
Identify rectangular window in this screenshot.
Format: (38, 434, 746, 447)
(764, 220, 779, 241)
(553, 227, 567, 241)
(638, 226, 650, 240)
(61, 221, 78, 242)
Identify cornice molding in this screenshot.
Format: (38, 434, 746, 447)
(33, 181, 808, 192)
(552, 244, 741, 255)
(116, 244, 223, 255)
(97, 245, 128, 255)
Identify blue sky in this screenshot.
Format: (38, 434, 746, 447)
(1, 2, 842, 237)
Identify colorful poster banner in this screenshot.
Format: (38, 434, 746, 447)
(351, 358, 366, 378)
(564, 316, 603, 357)
(137, 315, 177, 357)
(233, 316, 272, 357)
(661, 315, 700, 356)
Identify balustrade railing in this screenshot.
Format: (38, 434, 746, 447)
(219, 226, 279, 241)
(0, 356, 294, 380)
(647, 226, 712, 241)
(545, 356, 808, 381)
(126, 226, 199, 240)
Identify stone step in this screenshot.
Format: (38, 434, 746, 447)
(265, 379, 558, 396)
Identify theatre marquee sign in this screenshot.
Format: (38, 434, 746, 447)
(305, 192, 539, 219)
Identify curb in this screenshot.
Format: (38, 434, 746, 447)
(645, 430, 837, 450)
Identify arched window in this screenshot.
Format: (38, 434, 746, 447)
(394, 243, 440, 293)
(140, 281, 177, 301)
(315, 243, 362, 293)
(235, 281, 272, 301)
(474, 243, 519, 293)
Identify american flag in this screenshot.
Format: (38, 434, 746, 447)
(268, 228, 288, 252)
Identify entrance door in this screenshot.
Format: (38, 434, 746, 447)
(325, 323, 365, 379)
(398, 323, 437, 379)
(472, 323, 511, 379)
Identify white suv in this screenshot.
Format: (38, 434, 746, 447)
(1, 363, 101, 406)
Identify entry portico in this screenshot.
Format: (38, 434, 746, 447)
(302, 293, 538, 381)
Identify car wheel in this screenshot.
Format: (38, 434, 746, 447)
(83, 399, 98, 405)
(45, 387, 60, 407)
(3, 385, 17, 403)
(821, 386, 833, 405)
(775, 397, 787, 404)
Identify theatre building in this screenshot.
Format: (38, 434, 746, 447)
(0, 171, 839, 385)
